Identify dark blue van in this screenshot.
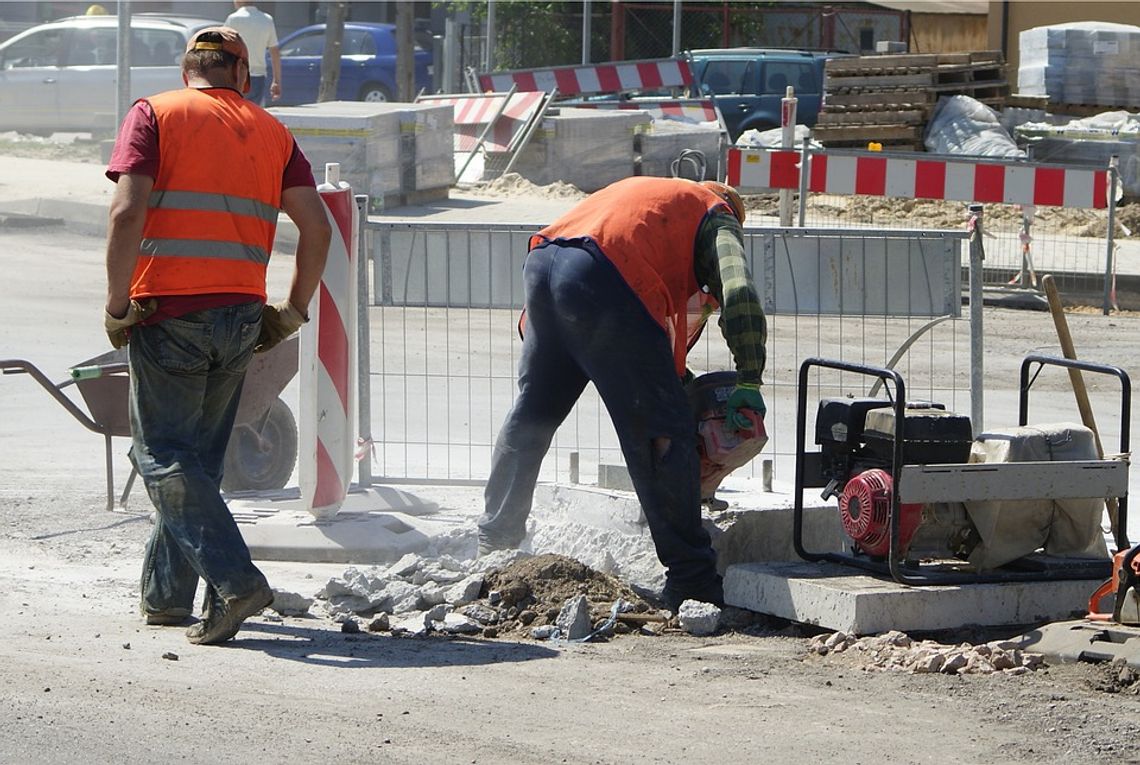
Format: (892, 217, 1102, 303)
(687, 48, 848, 141)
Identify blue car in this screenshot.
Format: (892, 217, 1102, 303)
(275, 22, 432, 105)
(687, 48, 850, 141)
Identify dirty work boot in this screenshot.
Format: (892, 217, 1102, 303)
(476, 535, 514, 557)
(662, 576, 725, 613)
(186, 584, 274, 645)
(144, 607, 193, 626)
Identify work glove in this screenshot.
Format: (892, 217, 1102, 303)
(725, 382, 766, 432)
(104, 298, 157, 349)
(255, 299, 307, 353)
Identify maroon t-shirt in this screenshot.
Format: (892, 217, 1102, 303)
(106, 90, 316, 323)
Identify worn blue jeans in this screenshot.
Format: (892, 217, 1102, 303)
(480, 243, 720, 596)
(131, 302, 269, 616)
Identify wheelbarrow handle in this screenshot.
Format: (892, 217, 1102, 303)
(69, 363, 129, 381)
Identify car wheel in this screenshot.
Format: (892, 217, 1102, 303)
(221, 397, 298, 492)
(359, 82, 392, 102)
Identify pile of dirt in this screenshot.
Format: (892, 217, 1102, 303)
(1089, 658, 1140, 694)
(745, 191, 1134, 238)
(0, 133, 102, 163)
(464, 172, 587, 200)
(470, 553, 662, 637)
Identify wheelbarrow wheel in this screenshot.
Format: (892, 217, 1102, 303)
(221, 397, 298, 492)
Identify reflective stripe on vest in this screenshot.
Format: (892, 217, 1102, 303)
(531, 177, 728, 376)
(131, 87, 294, 300)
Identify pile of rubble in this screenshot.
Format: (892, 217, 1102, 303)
(807, 630, 1046, 676)
(283, 551, 674, 640)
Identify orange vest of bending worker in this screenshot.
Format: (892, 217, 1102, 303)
(530, 177, 729, 376)
(130, 87, 294, 300)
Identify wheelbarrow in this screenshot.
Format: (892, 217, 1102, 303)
(0, 336, 300, 512)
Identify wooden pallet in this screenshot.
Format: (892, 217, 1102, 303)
(825, 50, 1003, 77)
(823, 89, 936, 110)
(816, 110, 926, 126)
(812, 124, 923, 142)
(1005, 94, 1050, 110)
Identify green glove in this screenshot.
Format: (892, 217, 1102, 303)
(255, 299, 307, 353)
(104, 298, 157, 349)
(725, 382, 766, 432)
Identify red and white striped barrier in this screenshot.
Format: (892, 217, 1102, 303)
(418, 91, 546, 152)
(726, 147, 1110, 209)
(477, 57, 692, 98)
(566, 97, 717, 125)
(300, 164, 358, 519)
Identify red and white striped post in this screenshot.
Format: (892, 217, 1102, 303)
(299, 163, 358, 519)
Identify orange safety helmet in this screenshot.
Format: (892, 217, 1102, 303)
(700, 180, 746, 225)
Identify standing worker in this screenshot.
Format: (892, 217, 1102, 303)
(102, 27, 330, 645)
(479, 177, 767, 611)
(225, 1, 282, 105)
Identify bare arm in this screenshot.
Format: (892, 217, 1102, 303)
(104, 173, 153, 317)
(279, 185, 331, 315)
(269, 45, 282, 100)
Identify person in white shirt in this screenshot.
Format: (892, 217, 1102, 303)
(224, 1, 281, 104)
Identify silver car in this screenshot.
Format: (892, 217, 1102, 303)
(0, 13, 215, 135)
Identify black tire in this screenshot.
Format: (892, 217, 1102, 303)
(221, 397, 298, 492)
(358, 82, 392, 102)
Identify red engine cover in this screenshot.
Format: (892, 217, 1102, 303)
(838, 468, 923, 557)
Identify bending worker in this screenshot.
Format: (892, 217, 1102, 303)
(103, 27, 330, 644)
(479, 177, 767, 611)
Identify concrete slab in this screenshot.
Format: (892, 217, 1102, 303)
(724, 561, 1098, 635)
(1015, 620, 1140, 669)
(532, 479, 844, 571)
(228, 485, 466, 564)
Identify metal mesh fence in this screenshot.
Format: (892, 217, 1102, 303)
(364, 221, 969, 487)
(787, 192, 1115, 307)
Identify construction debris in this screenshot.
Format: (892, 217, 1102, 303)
(677, 600, 722, 636)
(315, 552, 663, 640)
(808, 630, 1047, 675)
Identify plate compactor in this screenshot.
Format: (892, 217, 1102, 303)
(794, 355, 1131, 587)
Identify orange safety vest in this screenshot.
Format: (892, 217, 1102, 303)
(130, 88, 295, 300)
(530, 177, 729, 376)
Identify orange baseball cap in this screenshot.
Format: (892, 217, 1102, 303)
(185, 26, 251, 93)
(701, 180, 746, 225)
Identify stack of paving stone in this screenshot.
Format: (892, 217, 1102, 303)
(488, 107, 651, 193)
(816, 51, 1009, 151)
(271, 100, 454, 211)
(634, 119, 722, 181)
(1017, 22, 1140, 112)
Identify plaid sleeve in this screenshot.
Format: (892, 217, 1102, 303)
(693, 212, 767, 384)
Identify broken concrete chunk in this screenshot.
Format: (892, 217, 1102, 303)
(269, 589, 313, 617)
(459, 603, 501, 625)
(415, 563, 468, 585)
(385, 553, 423, 579)
(418, 583, 449, 608)
(325, 595, 373, 618)
(390, 611, 429, 636)
(424, 603, 451, 623)
(531, 624, 558, 640)
(437, 613, 481, 635)
(443, 574, 485, 606)
(824, 631, 848, 649)
(677, 600, 721, 637)
(941, 653, 969, 674)
(910, 652, 945, 674)
(555, 594, 593, 640)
